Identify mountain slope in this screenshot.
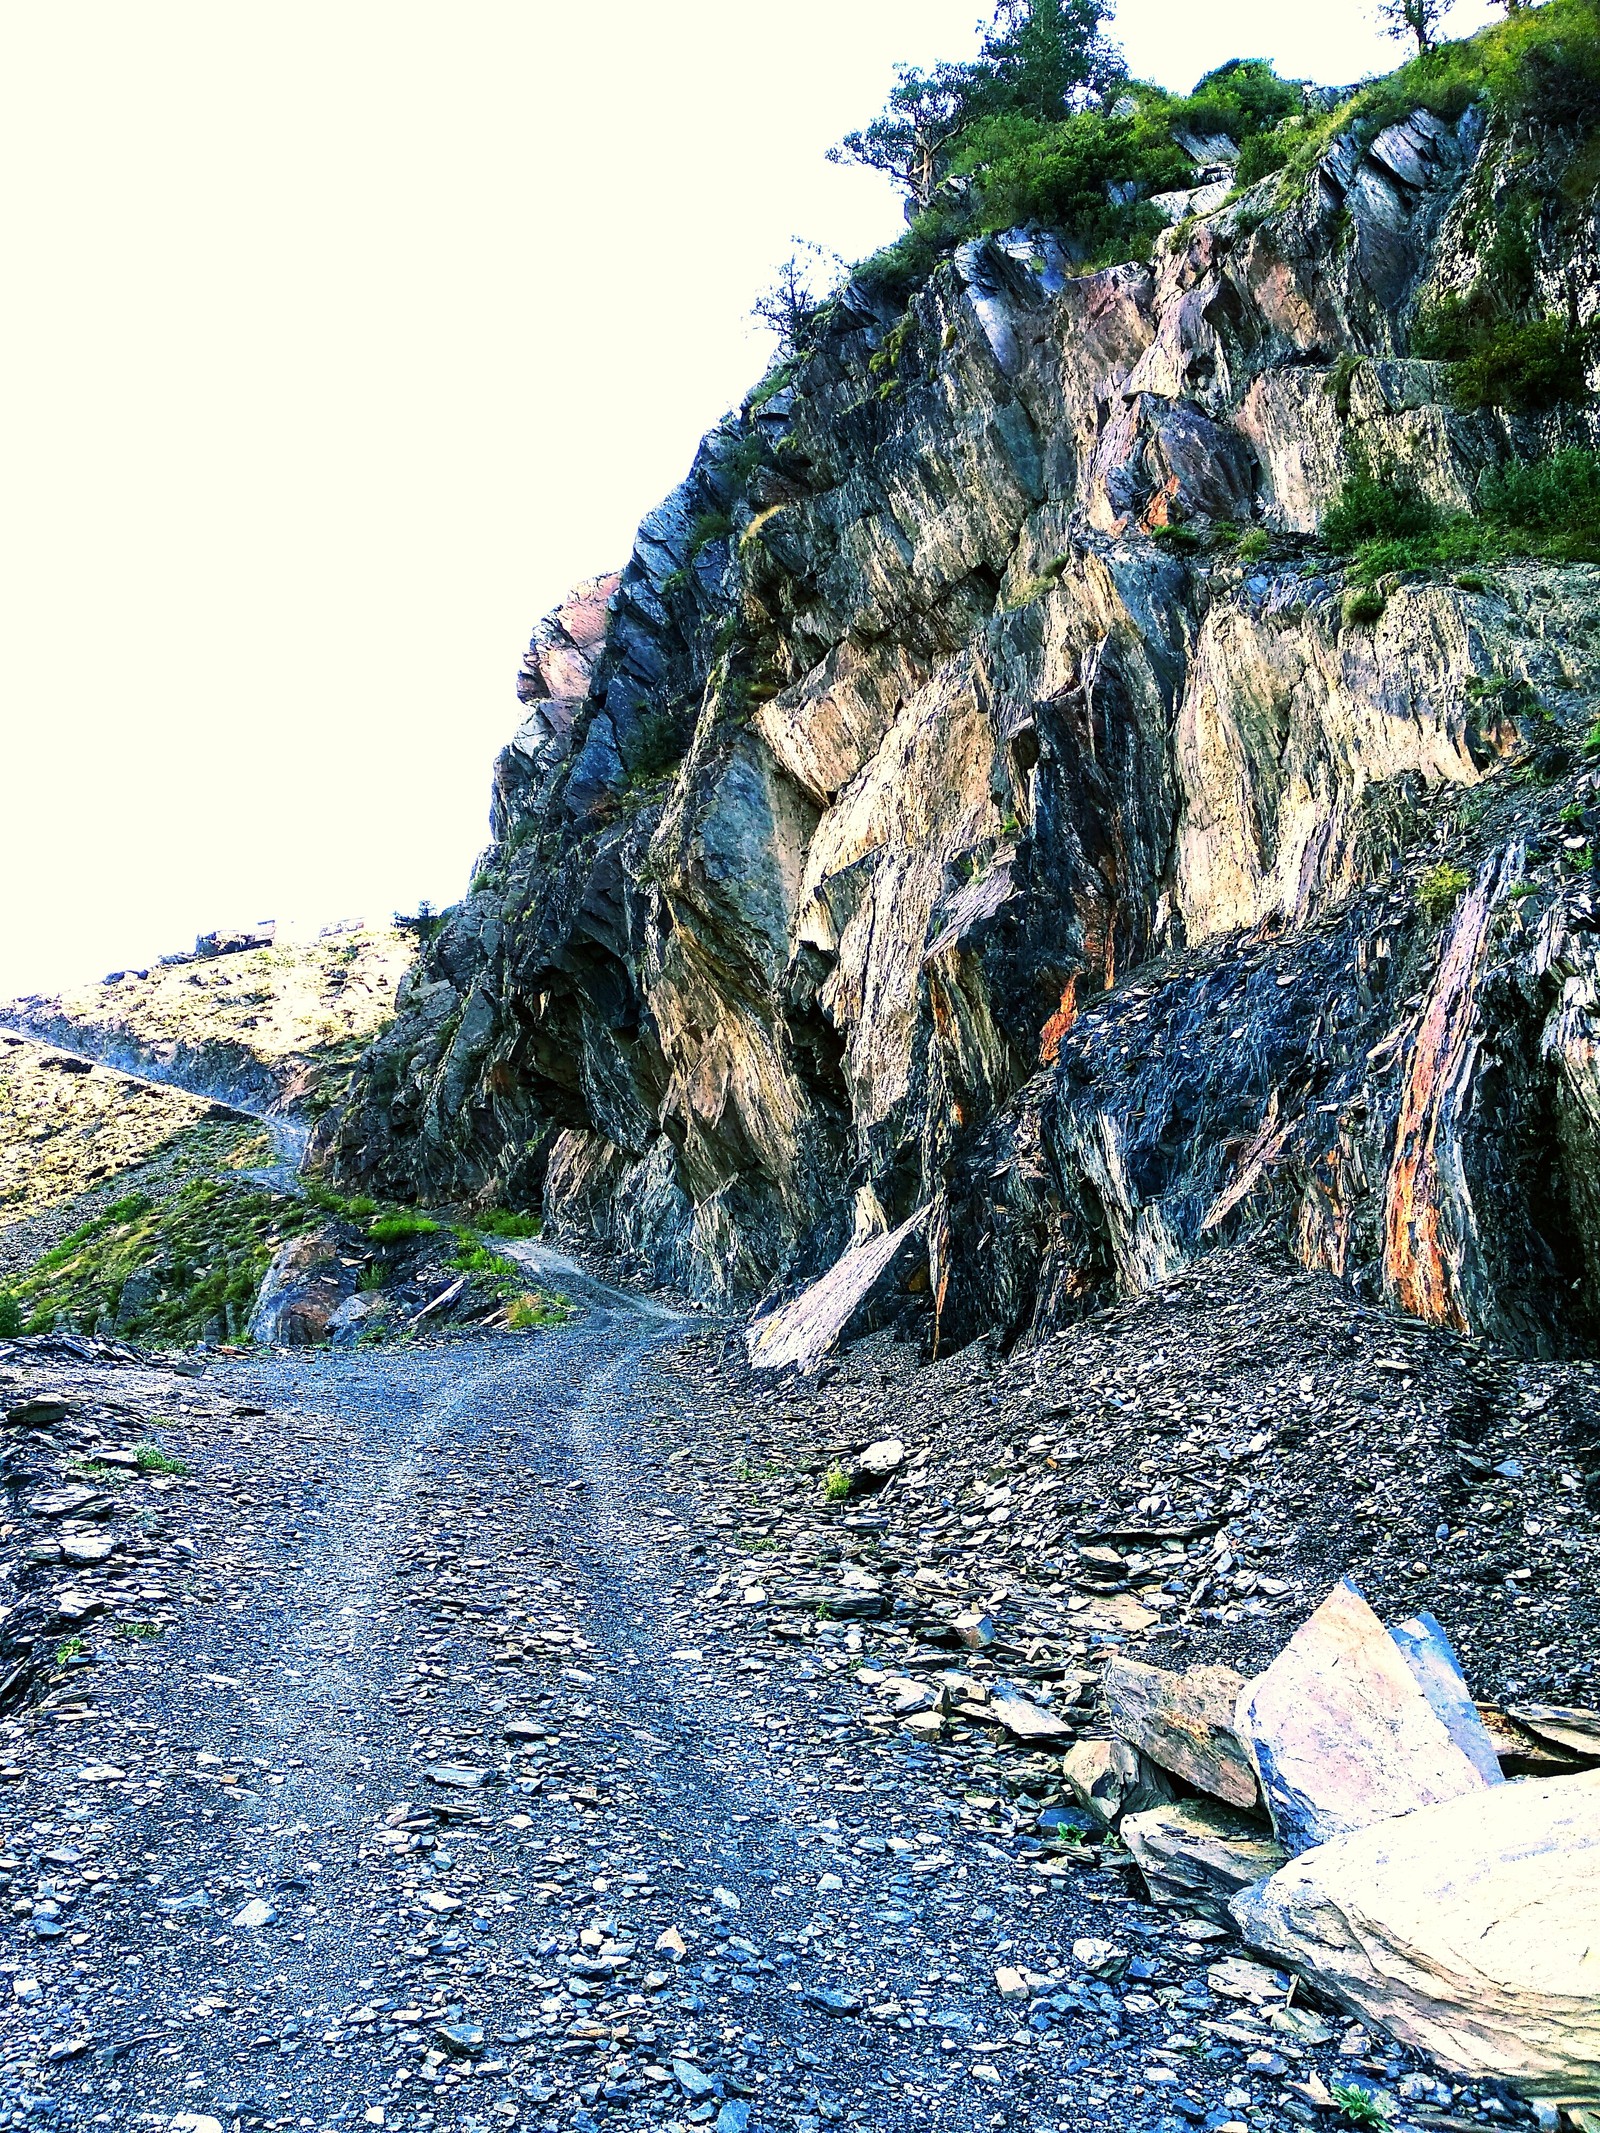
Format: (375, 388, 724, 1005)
(322, 37, 1600, 1359)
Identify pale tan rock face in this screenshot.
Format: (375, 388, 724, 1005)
(1236, 1580, 1492, 1854)
(1231, 1769, 1600, 2102)
(1102, 1656, 1259, 1809)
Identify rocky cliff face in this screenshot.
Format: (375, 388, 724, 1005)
(322, 102, 1600, 1357)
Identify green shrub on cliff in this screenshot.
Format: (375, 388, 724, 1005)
(1323, 447, 1600, 573)
(1418, 862, 1472, 922)
(1449, 318, 1590, 414)
(841, 4, 1310, 294)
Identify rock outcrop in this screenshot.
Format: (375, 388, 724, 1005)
(321, 102, 1600, 1357)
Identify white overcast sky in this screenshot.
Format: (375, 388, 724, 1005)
(0, 0, 1494, 995)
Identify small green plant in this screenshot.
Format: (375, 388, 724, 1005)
(1418, 862, 1472, 921)
(1560, 802, 1587, 827)
(506, 1292, 565, 1330)
(0, 1294, 21, 1338)
(686, 510, 734, 562)
(1329, 2080, 1395, 2127)
(69, 1460, 126, 1486)
(357, 1263, 387, 1293)
(1507, 880, 1541, 900)
(475, 1210, 543, 1239)
(1342, 586, 1387, 629)
(368, 1212, 441, 1242)
(1235, 528, 1270, 562)
(135, 1443, 189, 1476)
(1325, 351, 1365, 420)
(54, 1637, 87, 1665)
(112, 1621, 164, 1641)
(823, 1466, 853, 1502)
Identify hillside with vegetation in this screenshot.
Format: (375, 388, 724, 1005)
(322, 0, 1600, 1370)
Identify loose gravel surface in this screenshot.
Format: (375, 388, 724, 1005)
(0, 1255, 1552, 2133)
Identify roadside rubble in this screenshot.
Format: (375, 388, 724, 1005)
(1071, 1582, 1600, 2107)
(0, 1242, 1593, 2133)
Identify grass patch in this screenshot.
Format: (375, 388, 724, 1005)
(368, 1211, 442, 1242)
(0, 1294, 21, 1338)
(111, 1621, 164, 1641)
(505, 1292, 567, 1330)
(823, 1466, 853, 1502)
(69, 1461, 128, 1486)
(474, 1210, 543, 1239)
(135, 1443, 190, 1476)
(3, 1177, 326, 1346)
(1418, 862, 1472, 921)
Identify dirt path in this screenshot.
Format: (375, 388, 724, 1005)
(0, 1279, 1471, 2133)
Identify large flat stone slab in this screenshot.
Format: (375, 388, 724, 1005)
(1232, 1770, 1600, 2102)
(1234, 1580, 1491, 1853)
(1103, 1656, 1259, 1809)
(746, 1208, 928, 1374)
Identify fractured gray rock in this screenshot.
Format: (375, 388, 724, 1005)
(1121, 1797, 1286, 1925)
(1103, 1655, 1259, 1809)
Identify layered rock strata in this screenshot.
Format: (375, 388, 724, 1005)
(323, 106, 1600, 1355)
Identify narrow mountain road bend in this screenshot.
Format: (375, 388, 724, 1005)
(0, 1284, 1408, 2133)
(0, 1023, 309, 1189)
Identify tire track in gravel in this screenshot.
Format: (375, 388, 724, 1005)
(2, 1268, 1280, 2133)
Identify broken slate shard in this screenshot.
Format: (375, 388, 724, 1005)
(1389, 1609, 1504, 1786)
(1234, 1580, 1491, 1853)
(1120, 1797, 1287, 1925)
(1062, 1737, 1174, 1828)
(1102, 1655, 1260, 1809)
(1232, 1768, 1600, 2101)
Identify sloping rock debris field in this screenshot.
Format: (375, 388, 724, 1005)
(0, 1245, 1591, 2133)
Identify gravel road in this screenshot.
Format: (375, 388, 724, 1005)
(0, 1266, 1508, 2133)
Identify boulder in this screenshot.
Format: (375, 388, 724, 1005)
(745, 1210, 930, 1374)
(855, 1438, 905, 1482)
(247, 1222, 363, 1346)
(1507, 1704, 1600, 1764)
(1389, 1610, 1504, 1786)
(1062, 1737, 1173, 1829)
(1121, 1798, 1287, 1925)
(1102, 1656, 1259, 1809)
(1231, 1770, 1600, 2102)
(1234, 1580, 1492, 1853)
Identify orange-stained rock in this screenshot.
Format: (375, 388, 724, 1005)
(1104, 1656, 1260, 1809)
